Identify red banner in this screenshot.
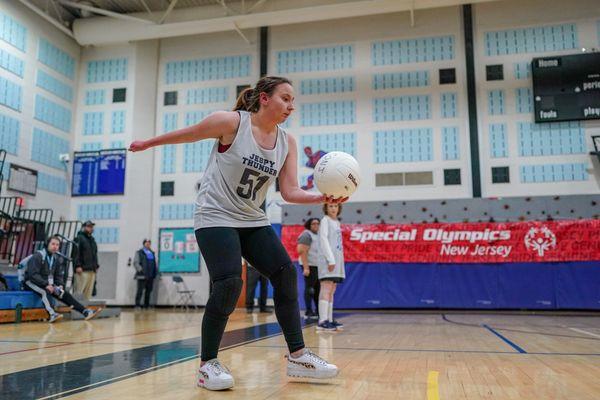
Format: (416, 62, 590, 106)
(282, 220, 600, 263)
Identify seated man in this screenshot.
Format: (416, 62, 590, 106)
(23, 235, 101, 323)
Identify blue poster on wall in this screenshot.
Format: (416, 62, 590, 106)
(158, 227, 200, 273)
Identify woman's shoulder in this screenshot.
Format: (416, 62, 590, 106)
(212, 110, 242, 127)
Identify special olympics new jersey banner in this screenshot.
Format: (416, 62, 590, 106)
(282, 220, 600, 263)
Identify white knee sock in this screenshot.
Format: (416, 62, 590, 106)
(318, 300, 329, 324)
(328, 301, 333, 322)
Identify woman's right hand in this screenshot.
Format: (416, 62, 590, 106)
(323, 195, 349, 204)
(328, 264, 335, 272)
(128, 140, 150, 152)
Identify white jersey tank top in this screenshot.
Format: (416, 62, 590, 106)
(194, 111, 289, 229)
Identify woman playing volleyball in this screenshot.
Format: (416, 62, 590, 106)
(129, 76, 346, 391)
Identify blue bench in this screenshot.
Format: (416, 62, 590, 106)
(0, 291, 47, 309)
(0, 275, 50, 310)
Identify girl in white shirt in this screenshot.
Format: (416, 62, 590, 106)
(317, 203, 345, 331)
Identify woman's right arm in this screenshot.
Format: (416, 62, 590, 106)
(129, 111, 239, 152)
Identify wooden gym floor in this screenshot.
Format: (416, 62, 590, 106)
(1, 309, 599, 399)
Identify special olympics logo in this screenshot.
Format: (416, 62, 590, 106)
(524, 226, 557, 257)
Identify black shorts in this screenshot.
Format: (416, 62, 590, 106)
(320, 277, 344, 284)
(195, 226, 292, 281)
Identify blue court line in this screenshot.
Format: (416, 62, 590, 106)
(483, 324, 527, 353)
(441, 314, 600, 341)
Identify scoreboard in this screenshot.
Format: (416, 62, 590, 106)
(532, 52, 600, 123)
(72, 149, 126, 196)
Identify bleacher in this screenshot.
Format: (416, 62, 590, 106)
(0, 148, 112, 323)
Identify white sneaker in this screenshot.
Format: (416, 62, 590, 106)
(48, 313, 63, 323)
(286, 348, 339, 379)
(83, 308, 101, 321)
(197, 359, 234, 390)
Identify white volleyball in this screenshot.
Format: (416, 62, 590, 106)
(313, 151, 361, 198)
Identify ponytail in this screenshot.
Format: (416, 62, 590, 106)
(232, 76, 292, 112)
(233, 87, 260, 112)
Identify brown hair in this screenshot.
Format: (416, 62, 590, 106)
(304, 218, 320, 230)
(322, 203, 342, 216)
(233, 76, 292, 112)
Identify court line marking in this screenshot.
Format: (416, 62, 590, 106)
(37, 330, 288, 400)
(0, 339, 156, 346)
(0, 322, 203, 357)
(0, 339, 72, 344)
(427, 371, 440, 400)
(246, 344, 600, 357)
(483, 324, 527, 353)
(1, 310, 266, 357)
(247, 344, 515, 354)
(34, 321, 320, 400)
(569, 327, 600, 339)
(442, 314, 600, 341)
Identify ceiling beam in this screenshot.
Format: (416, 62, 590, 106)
(215, 0, 237, 15)
(57, 0, 154, 24)
(232, 21, 251, 44)
(17, 0, 75, 39)
(138, 0, 153, 14)
(158, 0, 179, 24)
(72, 0, 500, 46)
(50, 0, 65, 25)
(247, 0, 268, 14)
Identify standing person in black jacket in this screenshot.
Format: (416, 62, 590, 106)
(133, 239, 158, 309)
(24, 235, 100, 323)
(72, 220, 99, 300)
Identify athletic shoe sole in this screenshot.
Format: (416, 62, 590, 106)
(316, 326, 337, 332)
(49, 314, 63, 323)
(287, 366, 339, 379)
(197, 377, 234, 390)
(84, 308, 102, 321)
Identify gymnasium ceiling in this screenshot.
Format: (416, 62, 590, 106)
(18, 0, 502, 45)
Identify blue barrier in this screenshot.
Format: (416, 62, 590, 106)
(295, 261, 600, 310)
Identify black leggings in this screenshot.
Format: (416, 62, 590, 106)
(195, 226, 304, 361)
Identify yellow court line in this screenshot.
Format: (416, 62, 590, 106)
(427, 370, 440, 400)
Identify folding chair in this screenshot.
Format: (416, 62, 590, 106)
(171, 275, 197, 310)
